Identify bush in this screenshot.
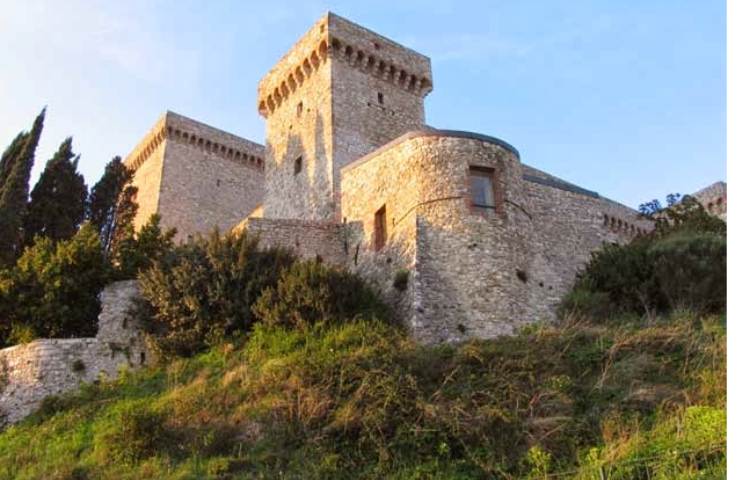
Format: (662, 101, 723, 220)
(0, 223, 109, 345)
(650, 231, 726, 313)
(252, 259, 389, 329)
(112, 214, 176, 280)
(562, 197, 726, 321)
(93, 400, 171, 466)
(138, 230, 295, 358)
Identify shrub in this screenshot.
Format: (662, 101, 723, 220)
(138, 230, 295, 358)
(252, 259, 389, 329)
(566, 239, 663, 319)
(93, 400, 171, 466)
(0, 223, 109, 345)
(562, 196, 726, 321)
(650, 231, 726, 313)
(112, 213, 175, 280)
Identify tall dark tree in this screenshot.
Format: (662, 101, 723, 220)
(24, 137, 88, 244)
(0, 109, 45, 267)
(0, 132, 30, 190)
(88, 156, 137, 255)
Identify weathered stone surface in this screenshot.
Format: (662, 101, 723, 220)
(258, 13, 432, 221)
(124, 111, 265, 242)
(0, 281, 147, 426)
(692, 181, 726, 221)
(236, 217, 347, 265)
(117, 12, 723, 345)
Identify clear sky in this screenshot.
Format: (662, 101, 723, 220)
(0, 0, 726, 208)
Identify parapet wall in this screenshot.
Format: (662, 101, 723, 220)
(0, 281, 147, 426)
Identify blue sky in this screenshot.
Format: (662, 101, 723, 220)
(0, 0, 726, 208)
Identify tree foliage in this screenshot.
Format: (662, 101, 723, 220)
(0, 109, 45, 267)
(112, 214, 175, 279)
(253, 259, 389, 330)
(24, 137, 88, 245)
(562, 194, 726, 320)
(138, 230, 296, 358)
(88, 156, 137, 255)
(0, 223, 109, 346)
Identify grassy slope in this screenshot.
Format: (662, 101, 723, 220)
(0, 312, 725, 479)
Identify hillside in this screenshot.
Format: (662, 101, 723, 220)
(0, 311, 725, 479)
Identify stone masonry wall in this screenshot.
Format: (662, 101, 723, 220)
(258, 13, 432, 222)
(0, 281, 147, 426)
(691, 181, 727, 221)
(259, 15, 335, 221)
(240, 217, 346, 265)
(125, 112, 265, 241)
(340, 130, 652, 343)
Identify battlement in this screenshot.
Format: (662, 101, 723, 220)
(124, 111, 266, 172)
(257, 12, 432, 118)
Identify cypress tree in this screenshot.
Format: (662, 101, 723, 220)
(108, 176, 138, 257)
(24, 137, 88, 244)
(0, 108, 45, 267)
(0, 132, 30, 190)
(88, 156, 137, 255)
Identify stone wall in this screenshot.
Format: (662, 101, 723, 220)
(691, 181, 727, 221)
(125, 111, 265, 241)
(341, 130, 652, 343)
(258, 13, 432, 222)
(0, 281, 147, 426)
(239, 217, 347, 265)
(259, 15, 336, 221)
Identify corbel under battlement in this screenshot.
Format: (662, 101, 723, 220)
(124, 111, 266, 173)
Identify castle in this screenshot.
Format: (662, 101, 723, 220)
(123, 13, 724, 343)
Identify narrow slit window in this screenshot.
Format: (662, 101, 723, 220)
(377, 92, 384, 105)
(374, 205, 387, 251)
(296, 101, 303, 117)
(294, 156, 302, 175)
(470, 167, 496, 209)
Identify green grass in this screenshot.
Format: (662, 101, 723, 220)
(0, 312, 725, 479)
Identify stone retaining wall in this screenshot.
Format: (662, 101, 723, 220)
(0, 281, 147, 426)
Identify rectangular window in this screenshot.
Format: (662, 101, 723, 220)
(294, 156, 302, 175)
(470, 167, 496, 209)
(374, 205, 387, 251)
(377, 92, 384, 105)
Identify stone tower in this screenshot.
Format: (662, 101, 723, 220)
(124, 111, 265, 242)
(257, 13, 433, 221)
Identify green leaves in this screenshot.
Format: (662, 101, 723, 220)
(0, 223, 109, 344)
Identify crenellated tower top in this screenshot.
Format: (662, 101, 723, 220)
(258, 12, 435, 221)
(257, 12, 433, 118)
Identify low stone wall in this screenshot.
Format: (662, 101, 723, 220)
(0, 281, 147, 426)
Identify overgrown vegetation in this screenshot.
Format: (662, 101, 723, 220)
(561, 195, 726, 320)
(0, 110, 170, 346)
(253, 259, 389, 330)
(0, 215, 174, 347)
(0, 311, 724, 479)
(139, 231, 296, 358)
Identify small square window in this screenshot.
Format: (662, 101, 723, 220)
(294, 156, 302, 175)
(377, 92, 384, 105)
(374, 205, 387, 251)
(470, 167, 496, 210)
